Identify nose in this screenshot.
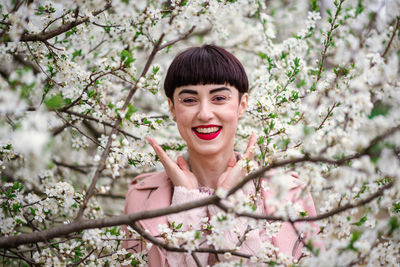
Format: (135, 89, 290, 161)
(197, 100, 213, 121)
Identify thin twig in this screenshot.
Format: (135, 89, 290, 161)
(60, 109, 140, 140)
(317, 102, 337, 130)
(158, 26, 196, 50)
(381, 16, 400, 58)
(12, 2, 112, 42)
(55, 111, 105, 149)
(52, 159, 90, 174)
(316, 0, 344, 81)
(25, 42, 63, 87)
(191, 252, 203, 267)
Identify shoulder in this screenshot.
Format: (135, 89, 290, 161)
(124, 171, 172, 213)
(125, 171, 170, 201)
(129, 171, 170, 189)
(262, 170, 305, 190)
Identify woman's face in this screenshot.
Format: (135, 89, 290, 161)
(169, 84, 248, 156)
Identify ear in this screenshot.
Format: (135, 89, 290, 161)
(238, 93, 248, 118)
(168, 98, 176, 121)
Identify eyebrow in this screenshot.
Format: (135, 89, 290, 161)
(178, 87, 231, 96)
(210, 87, 231, 94)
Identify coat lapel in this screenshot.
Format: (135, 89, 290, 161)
(135, 171, 172, 236)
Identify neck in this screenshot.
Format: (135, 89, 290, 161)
(187, 148, 235, 189)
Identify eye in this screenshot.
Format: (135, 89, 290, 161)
(179, 97, 198, 105)
(211, 95, 230, 104)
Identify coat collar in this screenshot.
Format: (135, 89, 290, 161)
(132, 171, 172, 236)
(131, 171, 171, 190)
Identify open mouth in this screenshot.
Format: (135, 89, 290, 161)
(192, 125, 222, 140)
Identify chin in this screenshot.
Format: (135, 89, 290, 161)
(188, 137, 235, 156)
(190, 144, 223, 156)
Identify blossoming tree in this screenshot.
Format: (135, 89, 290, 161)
(0, 0, 399, 266)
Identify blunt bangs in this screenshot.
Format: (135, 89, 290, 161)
(164, 45, 248, 100)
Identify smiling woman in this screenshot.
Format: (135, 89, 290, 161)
(123, 45, 322, 266)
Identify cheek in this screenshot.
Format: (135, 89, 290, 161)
(174, 106, 192, 132)
(175, 106, 188, 121)
(221, 105, 240, 123)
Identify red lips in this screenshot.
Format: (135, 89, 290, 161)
(192, 125, 222, 140)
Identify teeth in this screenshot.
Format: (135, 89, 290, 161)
(195, 127, 220, 134)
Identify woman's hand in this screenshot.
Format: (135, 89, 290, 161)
(217, 133, 257, 190)
(147, 138, 198, 190)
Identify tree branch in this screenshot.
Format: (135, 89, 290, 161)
(58, 109, 140, 140)
(317, 102, 337, 130)
(129, 223, 251, 258)
(1, 122, 398, 249)
(316, 0, 344, 82)
(4, 2, 112, 43)
(158, 26, 196, 50)
(381, 16, 400, 58)
(219, 181, 393, 222)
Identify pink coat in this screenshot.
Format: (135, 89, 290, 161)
(123, 171, 321, 266)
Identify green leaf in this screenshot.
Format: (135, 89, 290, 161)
(305, 240, 320, 256)
(269, 113, 278, 119)
(352, 215, 367, 226)
(392, 202, 400, 213)
(257, 136, 264, 145)
(258, 52, 268, 60)
(45, 94, 64, 109)
(143, 117, 151, 125)
(346, 230, 362, 252)
(131, 257, 140, 266)
(217, 214, 227, 222)
(121, 49, 136, 67)
(280, 51, 287, 60)
(368, 101, 391, 119)
(152, 65, 160, 74)
(291, 90, 299, 100)
(29, 207, 36, 216)
(12, 181, 23, 191)
(125, 103, 138, 121)
(310, 0, 319, 11)
(269, 120, 275, 130)
(72, 49, 82, 59)
(12, 203, 21, 213)
(388, 217, 399, 235)
(294, 57, 300, 67)
(276, 138, 290, 150)
(355, 0, 364, 16)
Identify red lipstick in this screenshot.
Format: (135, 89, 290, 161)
(192, 125, 222, 140)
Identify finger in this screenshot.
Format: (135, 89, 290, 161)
(177, 156, 190, 172)
(243, 133, 257, 160)
(219, 155, 235, 179)
(227, 154, 236, 168)
(147, 138, 176, 167)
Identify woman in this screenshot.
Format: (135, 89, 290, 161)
(123, 45, 321, 266)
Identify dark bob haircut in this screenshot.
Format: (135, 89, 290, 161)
(164, 44, 248, 101)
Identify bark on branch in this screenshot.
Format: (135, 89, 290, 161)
(3, 2, 111, 43)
